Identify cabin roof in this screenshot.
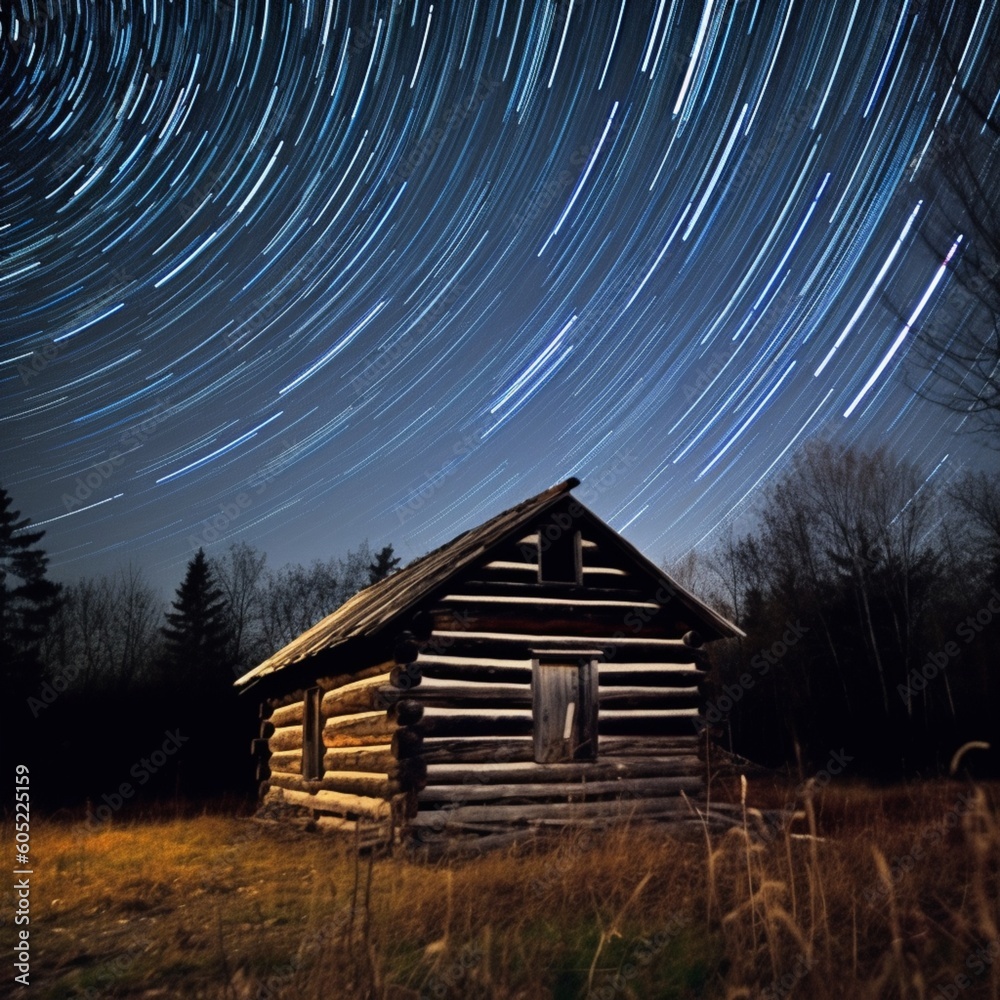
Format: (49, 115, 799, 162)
(234, 477, 743, 691)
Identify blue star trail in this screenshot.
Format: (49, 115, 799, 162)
(1, 0, 997, 593)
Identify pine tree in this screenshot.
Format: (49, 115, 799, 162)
(367, 544, 401, 585)
(161, 548, 235, 688)
(0, 486, 62, 699)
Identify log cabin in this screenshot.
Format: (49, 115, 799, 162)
(234, 478, 744, 852)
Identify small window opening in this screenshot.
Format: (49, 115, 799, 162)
(538, 524, 581, 584)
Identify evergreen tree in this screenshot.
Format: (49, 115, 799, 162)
(161, 548, 235, 687)
(367, 543, 401, 585)
(0, 486, 62, 700)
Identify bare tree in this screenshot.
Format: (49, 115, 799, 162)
(211, 541, 267, 672)
(905, 0, 1000, 439)
(42, 566, 160, 691)
(255, 542, 374, 655)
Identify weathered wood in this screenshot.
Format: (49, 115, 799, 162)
(314, 814, 391, 845)
(598, 735, 702, 756)
(419, 775, 703, 803)
(598, 710, 701, 736)
(269, 724, 303, 752)
(270, 786, 393, 822)
(314, 661, 395, 692)
(320, 674, 401, 716)
(415, 708, 534, 738)
(411, 795, 702, 826)
(322, 711, 398, 747)
(268, 748, 303, 772)
(413, 656, 533, 685)
(431, 607, 691, 641)
(419, 737, 535, 764)
(315, 747, 428, 788)
(270, 700, 304, 727)
(446, 580, 652, 602)
(426, 631, 706, 663)
(597, 688, 702, 711)
(269, 769, 403, 799)
(424, 756, 703, 784)
(389, 664, 422, 688)
(439, 593, 663, 611)
(597, 664, 703, 687)
(389, 699, 425, 725)
(392, 678, 533, 708)
(532, 658, 598, 763)
(392, 728, 424, 758)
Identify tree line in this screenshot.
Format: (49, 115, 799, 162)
(691, 441, 1000, 778)
(1, 486, 399, 811)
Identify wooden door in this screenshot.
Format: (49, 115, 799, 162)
(532, 659, 598, 763)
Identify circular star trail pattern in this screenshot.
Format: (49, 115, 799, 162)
(1, 0, 997, 592)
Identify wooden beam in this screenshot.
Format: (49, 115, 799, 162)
(314, 661, 395, 692)
(391, 678, 534, 709)
(322, 711, 398, 747)
(419, 775, 702, 803)
(410, 795, 703, 826)
(597, 688, 702, 711)
(431, 607, 692, 641)
(424, 756, 703, 784)
(269, 769, 403, 799)
(597, 664, 703, 687)
(321, 674, 401, 716)
(413, 657, 532, 685)
(269, 724, 302, 752)
(447, 580, 651, 601)
(415, 708, 533, 738)
(270, 786, 393, 822)
(426, 631, 709, 663)
(419, 737, 534, 764)
(314, 814, 391, 845)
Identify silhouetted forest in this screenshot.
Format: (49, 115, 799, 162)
(3, 498, 398, 811)
(3, 440, 999, 815)
(694, 441, 1000, 778)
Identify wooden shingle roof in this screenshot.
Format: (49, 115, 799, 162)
(234, 477, 742, 691)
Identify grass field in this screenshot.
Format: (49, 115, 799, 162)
(9, 777, 1000, 999)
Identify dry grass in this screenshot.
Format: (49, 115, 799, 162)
(12, 778, 1000, 999)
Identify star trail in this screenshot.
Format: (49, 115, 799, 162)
(1, 0, 997, 594)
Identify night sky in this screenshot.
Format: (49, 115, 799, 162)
(2, 0, 997, 598)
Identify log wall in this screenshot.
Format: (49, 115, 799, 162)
(401, 521, 712, 842)
(256, 507, 715, 846)
(261, 665, 415, 845)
